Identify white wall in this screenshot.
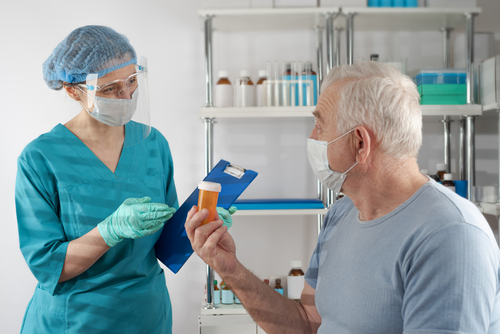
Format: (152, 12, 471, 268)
(1, 1, 499, 333)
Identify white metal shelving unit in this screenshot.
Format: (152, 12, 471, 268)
(198, 5, 485, 315)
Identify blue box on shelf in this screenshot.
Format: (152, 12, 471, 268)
(233, 198, 324, 210)
(414, 69, 466, 86)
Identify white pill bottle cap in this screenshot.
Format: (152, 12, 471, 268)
(291, 260, 302, 269)
(198, 181, 222, 193)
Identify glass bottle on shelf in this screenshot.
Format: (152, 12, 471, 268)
(274, 278, 284, 296)
(436, 163, 447, 181)
(213, 279, 220, 305)
(442, 174, 456, 192)
(287, 261, 305, 301)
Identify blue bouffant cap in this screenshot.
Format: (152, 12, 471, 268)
(42, 25, 137, 90)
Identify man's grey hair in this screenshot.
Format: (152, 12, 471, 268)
(321, 61, 422, 160)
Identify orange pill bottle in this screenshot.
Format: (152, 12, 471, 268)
(197, 181, 222, 225)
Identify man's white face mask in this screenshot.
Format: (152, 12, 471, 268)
(307, 129, 358, 197)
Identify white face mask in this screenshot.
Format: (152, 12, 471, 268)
(85, 89, 138, 127)
(307, 129, 358, 196)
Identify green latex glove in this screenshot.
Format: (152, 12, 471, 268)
(216, 206, 237, 230)
(98, 197, 176, 247)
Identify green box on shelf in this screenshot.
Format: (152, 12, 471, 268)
(417, 84, 467, 105)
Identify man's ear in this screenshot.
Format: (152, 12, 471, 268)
(353, 126, 372, 164)
(63, 85, 81, 101)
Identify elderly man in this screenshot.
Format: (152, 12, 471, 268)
(185, 61, 500, 334)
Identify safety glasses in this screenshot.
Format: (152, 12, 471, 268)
(77, 64, 147, 99)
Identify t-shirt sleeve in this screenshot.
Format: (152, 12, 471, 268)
(402, 223, 500, 334)
(305, 206, 338, 290)
(16, 156, 68, 296)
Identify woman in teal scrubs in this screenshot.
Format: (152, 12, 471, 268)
(16, 26, 182, 333)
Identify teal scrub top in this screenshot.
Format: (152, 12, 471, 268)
(16, 122, 178, 333)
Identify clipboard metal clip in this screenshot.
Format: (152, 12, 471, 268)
(223, 163, 246, 179)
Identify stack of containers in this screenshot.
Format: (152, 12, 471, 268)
(413, 69, 467, 105)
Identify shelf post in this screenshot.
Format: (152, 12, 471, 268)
(204, 15, 214, 108)
(440, 27, 453, 173)
(465, 115, 476, 202)
(346, 12, 356, 66)
(441, 117, 452, 173)
(459, 116, 466, 180)
(497, 109, 500, 206)
(325, 13, 333, 74)
(464, 13, 476, 105)
(315, 26, 324, 89)
(203, 117, 216, 309)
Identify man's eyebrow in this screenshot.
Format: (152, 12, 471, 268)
(312, 109, 322, 123)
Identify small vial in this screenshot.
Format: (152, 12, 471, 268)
(221, 281, 234, 304)
(197, 181, 221, 226)
(442, 174, 456, 193)
(436, 163, 447, 181)
(213, 280, 220, 305)
(287, 261, 305, 301)
(274, 278, 284, 296)
(256, 70, 267, 107)
(214, 71, 233, 107)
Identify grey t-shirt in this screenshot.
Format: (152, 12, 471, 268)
(306, 179, 500, 334)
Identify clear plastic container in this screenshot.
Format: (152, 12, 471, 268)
(197, 181, 221, 226)
(414, 69, 467, 86)
(256, 70, 267, 107)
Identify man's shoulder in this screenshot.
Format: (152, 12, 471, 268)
(404, 181, 496, 245)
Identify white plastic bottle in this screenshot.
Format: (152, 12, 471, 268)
(214, 71, 233, 107)
(256, 70, 267, 107)
(234, 70, 255, 107)
(287, 260, 304, 301)
(442, 173, 456, 193)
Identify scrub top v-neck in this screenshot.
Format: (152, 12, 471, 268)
(16, 122, 178, 333)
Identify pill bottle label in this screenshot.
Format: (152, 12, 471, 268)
(287, 276, 305, 300)
(215, 84, 233, 107)
(213, 290, 220, 305)
(221, 289, 234, 304)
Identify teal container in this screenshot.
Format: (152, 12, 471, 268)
(368, 0, 380, 5)
(221, 289, 234, 304)
(235, 295, 241, 304)
(214, 290, 220, 305)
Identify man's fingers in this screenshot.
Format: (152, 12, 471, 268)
(201, 224, 228, 256)
(185, 206, 206, 241)
(191, 219, 224, 252)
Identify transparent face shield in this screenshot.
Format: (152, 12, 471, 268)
(77, 56, 151, 147)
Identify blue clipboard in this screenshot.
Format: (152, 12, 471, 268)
(155, 159, 258, 274)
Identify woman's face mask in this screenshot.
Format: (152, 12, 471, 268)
(307, 129, 357, 197)
(86, 89, 139, 127)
